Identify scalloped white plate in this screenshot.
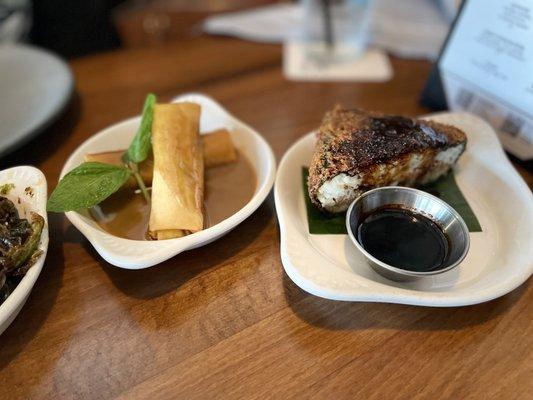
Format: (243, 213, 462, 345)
(62, 93, 276, 269)
(0, 166, 48, 335)
(275, 113, 533, 306)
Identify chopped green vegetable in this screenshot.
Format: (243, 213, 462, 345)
(47, 162, 131, 212)
(0, 183, 14, 195)
(302, 167, 482, 234)
(0, 197, 45, 305)
(9, 212, 44, 271)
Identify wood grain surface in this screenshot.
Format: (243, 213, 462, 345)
(0, 37, 531, 400)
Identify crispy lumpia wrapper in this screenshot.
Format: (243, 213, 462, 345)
(202, 129, 237, 168)
(148, 103, 203, 237)
(152, 229, 187, 240)
(84, 129, 236, 188)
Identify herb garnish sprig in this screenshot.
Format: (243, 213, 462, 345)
(122, 93, 155, 204)
(47, 94, 156, 212)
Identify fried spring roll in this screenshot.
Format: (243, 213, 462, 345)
(148, 103, 203, 240)
(203, 129, 237, 168)
(84, 129, 236, 188)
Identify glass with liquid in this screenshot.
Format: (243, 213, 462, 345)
(301, 0, 371, 64)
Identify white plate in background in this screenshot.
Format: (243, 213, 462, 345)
(62, 93, 276, 269)
(0, 44, 73, 158)
(275, 112, 533, 307)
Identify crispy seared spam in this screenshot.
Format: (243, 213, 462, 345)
(308, 107, 467, 213)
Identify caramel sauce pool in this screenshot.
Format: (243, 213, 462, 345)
(91, 153, 257, 240)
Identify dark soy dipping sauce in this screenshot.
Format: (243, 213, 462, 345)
(357, 206, 450, 272)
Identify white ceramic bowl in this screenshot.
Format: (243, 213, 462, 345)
(61, 93, 276, 269)
(0, 166, 48, 335)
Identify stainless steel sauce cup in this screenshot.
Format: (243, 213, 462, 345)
(346, 186, 470, 282)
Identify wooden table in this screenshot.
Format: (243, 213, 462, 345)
(0, 37, 531, 400)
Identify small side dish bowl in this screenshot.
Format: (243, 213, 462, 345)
(61, 93, 276, 269)
(346, 186, 470, 282)
(0, 166, 48, 335)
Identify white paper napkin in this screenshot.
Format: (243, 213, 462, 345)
(283, 42, 393, 82)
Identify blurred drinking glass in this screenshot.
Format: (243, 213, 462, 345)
(301, 0, 371, 64)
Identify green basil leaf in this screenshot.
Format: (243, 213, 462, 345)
(47, 162, 131, 212)
(124, 93, 156, 164)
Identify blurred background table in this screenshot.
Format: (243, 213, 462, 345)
(0, 35, 531, 399)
